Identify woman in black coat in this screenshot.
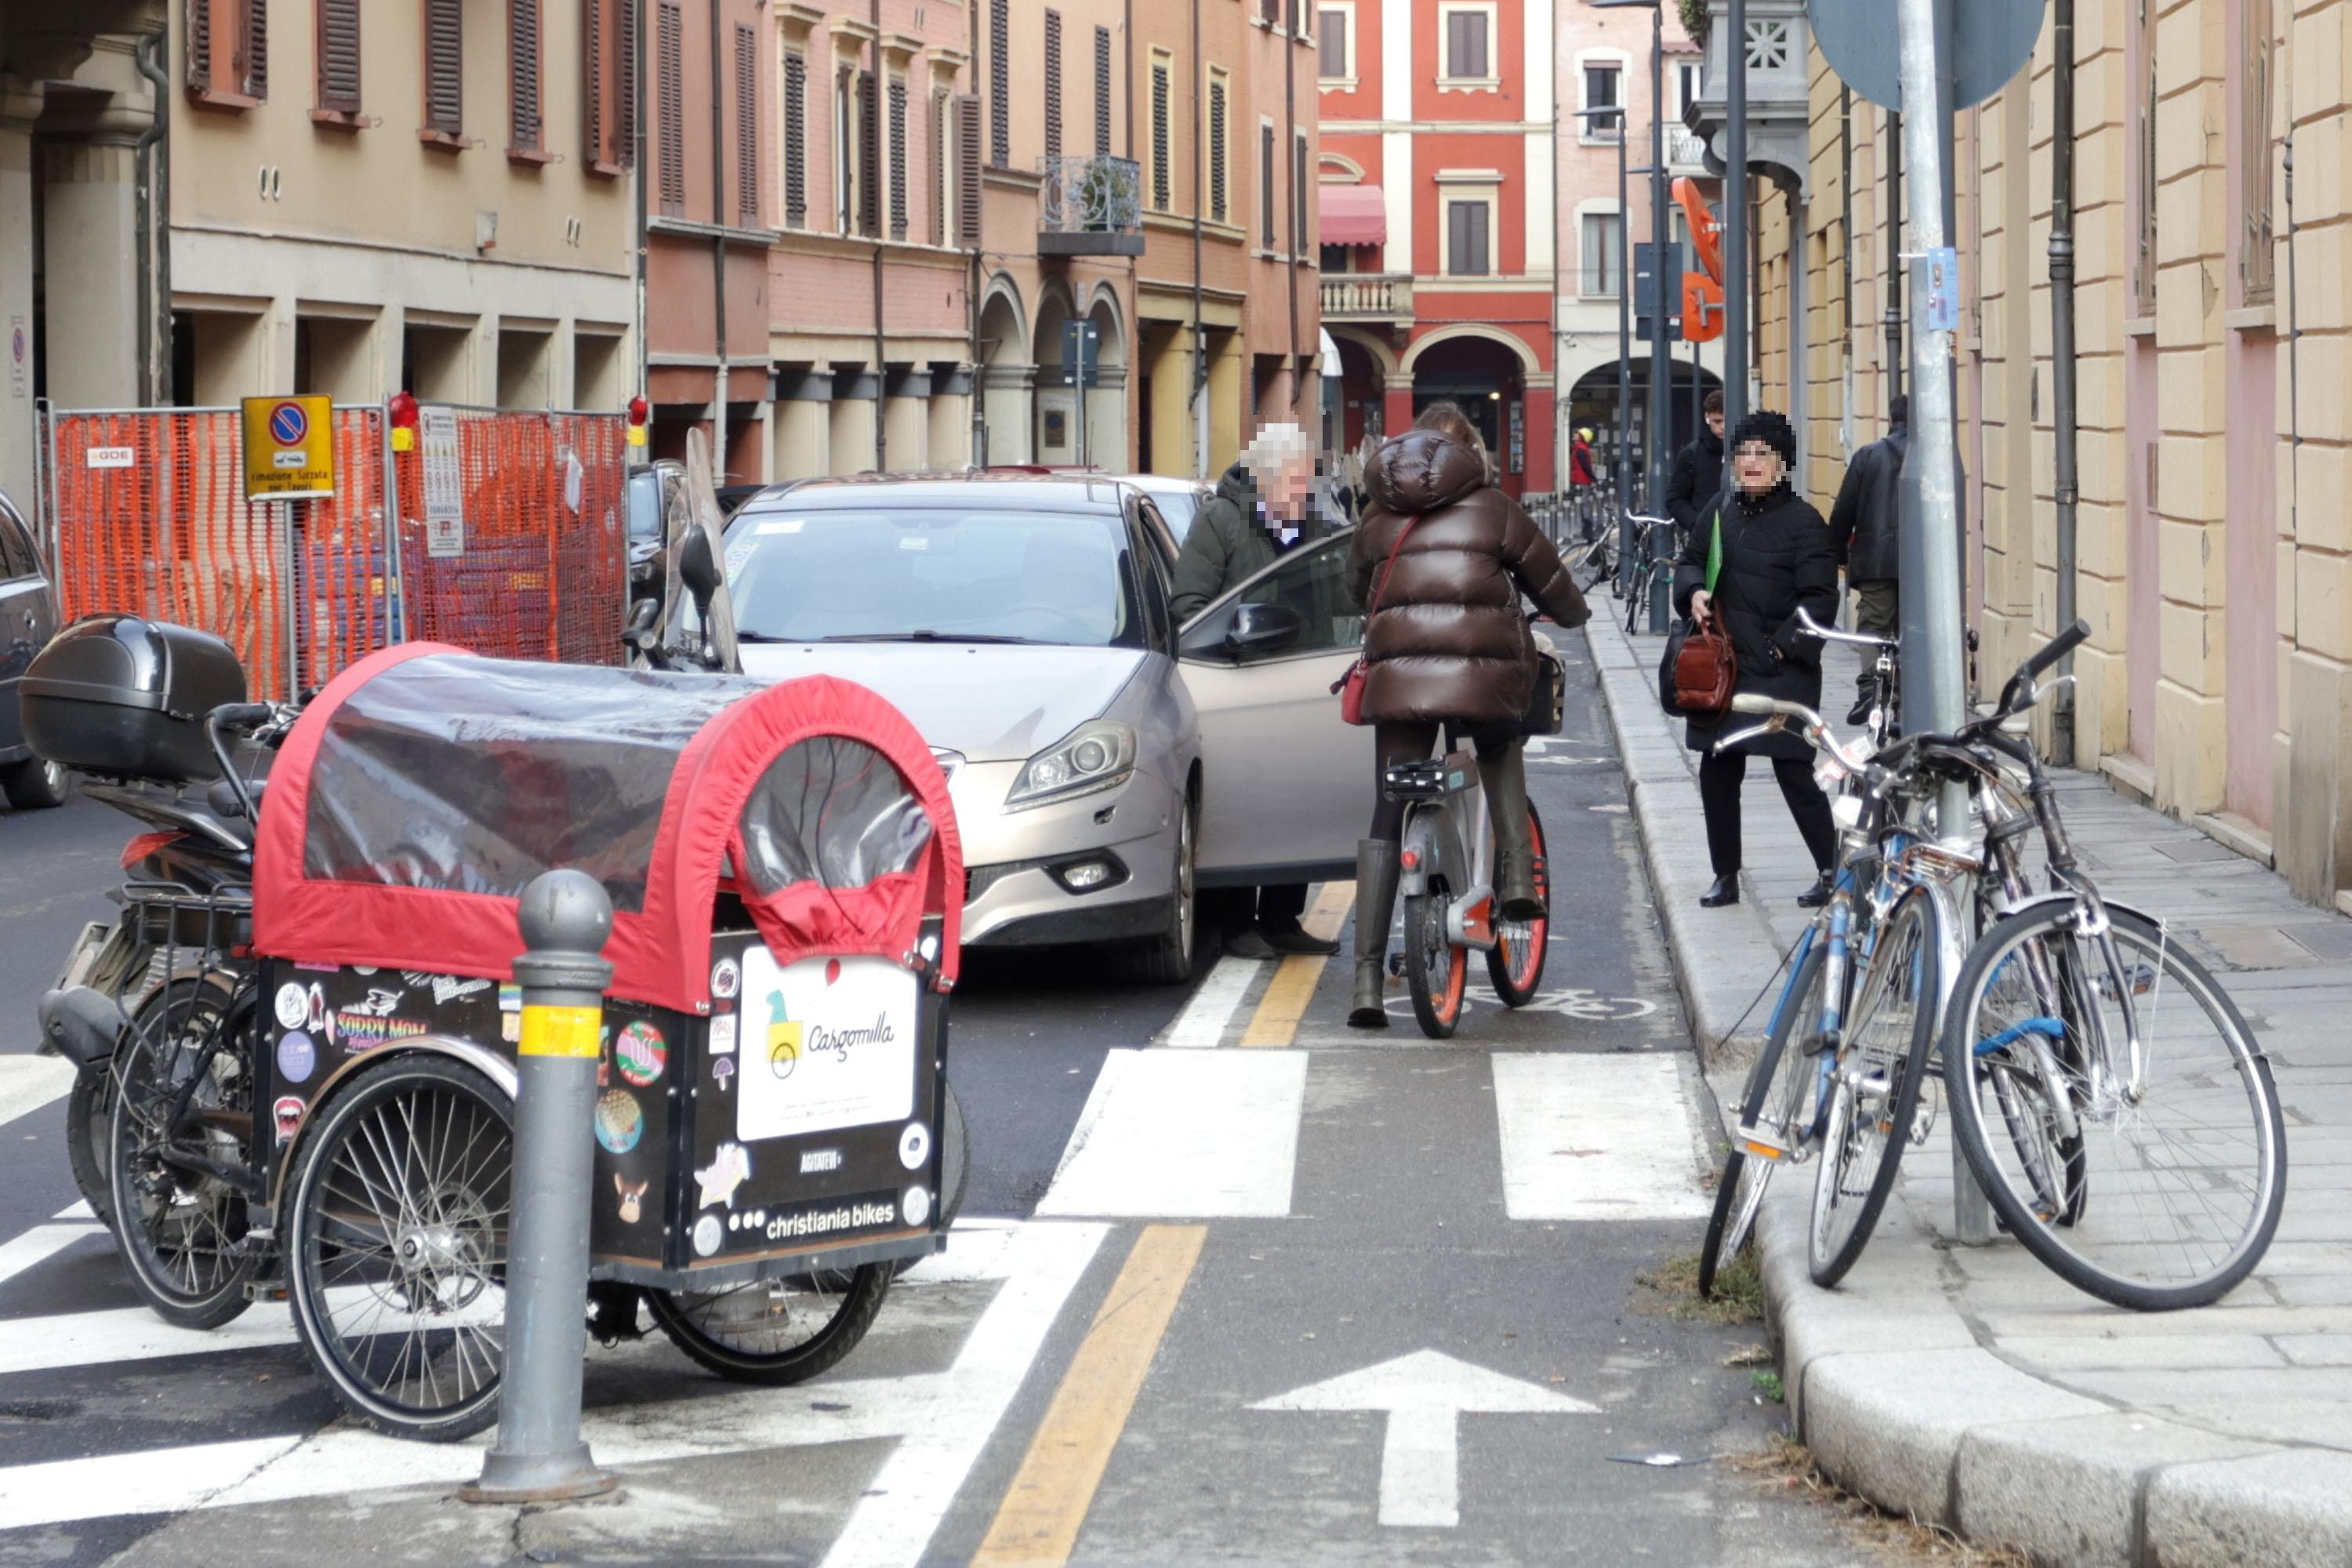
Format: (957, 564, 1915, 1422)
(1672, 409, 1841, 909)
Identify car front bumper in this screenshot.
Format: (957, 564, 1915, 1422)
(948, 759, 1181, 949)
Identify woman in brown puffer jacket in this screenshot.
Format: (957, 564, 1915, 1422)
(1345, 404, 1592, 1028)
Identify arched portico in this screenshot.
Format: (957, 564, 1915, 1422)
(977, 274, 1031, 466)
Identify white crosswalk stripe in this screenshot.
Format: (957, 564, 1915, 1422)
(0, 1054, 74, 1131)
(1034, 1047, 1307, 1218)
(1492, 1054, 1711, 1221)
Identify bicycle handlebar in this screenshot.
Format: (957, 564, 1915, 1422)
(1795, 606, 1896, 652)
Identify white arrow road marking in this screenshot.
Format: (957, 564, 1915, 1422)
(0, 1054, 74, 1131)
(0, 1218, 1105, 1568)
(1250, 1350, 1599, 1528)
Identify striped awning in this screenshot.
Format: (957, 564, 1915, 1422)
(1319, 184, 1386, 246)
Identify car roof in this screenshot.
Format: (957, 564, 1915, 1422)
(733, 470, 1136, 516)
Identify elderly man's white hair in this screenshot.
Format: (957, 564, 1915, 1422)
(1239, 422, 1316, 482)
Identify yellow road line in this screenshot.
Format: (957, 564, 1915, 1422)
(1238, 880, 1354, 1047)
(970, 1224, 1208, 1567)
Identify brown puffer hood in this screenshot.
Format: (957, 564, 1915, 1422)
(1364, 430, 1486, 515)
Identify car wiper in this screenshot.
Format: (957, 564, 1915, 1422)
(733, 629, 797, 643)
(818, 630, 1046, 644)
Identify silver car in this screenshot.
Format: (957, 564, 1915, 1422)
(722, 473, 1373, 981)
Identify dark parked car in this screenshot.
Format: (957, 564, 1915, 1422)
(0, 489, 66, 808)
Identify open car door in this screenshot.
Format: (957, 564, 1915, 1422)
(1178, 533, 1374, 887)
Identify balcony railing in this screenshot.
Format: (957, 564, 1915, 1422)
(1320, 273, 1414, 321)
(1668, 126, 1709, 169)
(1039, 155, 1145, 256)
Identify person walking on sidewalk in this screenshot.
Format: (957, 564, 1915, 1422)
(1675, 409, 1841, 910)
(1827, 394, 1908, 724)
(1345, 402, 1591, 1029)
(1665, 390, 1727, 539)
(1173, 422, 1343, 958)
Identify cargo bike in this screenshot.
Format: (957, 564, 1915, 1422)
(28, 619, 968, 1441)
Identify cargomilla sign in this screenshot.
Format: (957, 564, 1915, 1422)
(241, 394, 336, 500)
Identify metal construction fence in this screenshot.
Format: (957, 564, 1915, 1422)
(37, 401, 628, 702)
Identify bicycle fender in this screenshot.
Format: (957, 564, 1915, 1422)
(1399, 808, 1465, 901)
(1991, 890, 2164, 934)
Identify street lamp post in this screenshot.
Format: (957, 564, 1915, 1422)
(1594, 0, 1671, 632)
(1574, 103, 1632, 594)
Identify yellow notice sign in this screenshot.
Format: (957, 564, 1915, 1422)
(519, 1004, 604, 1059)
(241, 394, 336, 500)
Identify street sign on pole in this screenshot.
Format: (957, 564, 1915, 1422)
(1810, 0, 2044, 111)
(241, 394, 335, 502)
(1635, 241, 1689, 343)
(1061, 319, 1100, 390)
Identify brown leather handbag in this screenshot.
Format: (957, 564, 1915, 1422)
(1671, 619, 1738, 713)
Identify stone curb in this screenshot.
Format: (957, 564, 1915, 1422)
(1580, 612, 2352, 1568)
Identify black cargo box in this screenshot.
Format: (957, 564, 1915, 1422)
(21, 616, 248, 784)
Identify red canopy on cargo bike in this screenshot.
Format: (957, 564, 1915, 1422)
(251, 644, 963, 1011)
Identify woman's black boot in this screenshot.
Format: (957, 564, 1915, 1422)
(1349, 840, 1400, 1028)
(1796, 869, 1835, 908)
(1486, 744, 1544, 920)
(1700, 874, 1740, 908)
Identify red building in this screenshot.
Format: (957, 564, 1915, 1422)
(1316, 0, 1557, 495)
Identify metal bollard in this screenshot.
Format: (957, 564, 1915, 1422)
(463, 869, 619, 1504)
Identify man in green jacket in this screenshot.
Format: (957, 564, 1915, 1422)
(1168, 423, 1341, 959)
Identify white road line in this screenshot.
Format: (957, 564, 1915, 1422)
(0, 1223, 107, 1292)
(1033, 1048, 1305, 1218)
(0, 1220, 1108, 1554)
(1490, 1054, 1711, 1221)
(0, 1054, 74, 1131)
(55, 1200, 96, 1221)
(1156, 956, 1258, 1048)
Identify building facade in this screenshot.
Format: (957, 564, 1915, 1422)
(1741, 0, 2352, 906)
(1552, 0, 1721, 492)
(1319, 0, 1555, 495)
(169, 1, 638, 421)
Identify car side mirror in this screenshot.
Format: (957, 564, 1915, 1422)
(1225, 602, 1303, 657)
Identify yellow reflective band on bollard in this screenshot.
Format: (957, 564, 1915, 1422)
(519, 1004, 604, 1058)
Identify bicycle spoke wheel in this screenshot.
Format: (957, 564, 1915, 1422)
(108, 975, 259, 1330)
(1809, 887, 1941, 1287)
(1486, 804, 1549, 1007)
(285, 1055, 512, 1440)
(1943, 905, 2285, 1310)
(648, 1265, 892, 1386)
(1701, 945, 1825, 1298)
(1403, 883, 1466, 1039)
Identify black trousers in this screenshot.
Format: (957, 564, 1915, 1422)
(1368, 720, 1519, 842)
(1207, 882, 1309, 935)
(1697, 747, 1838, 878)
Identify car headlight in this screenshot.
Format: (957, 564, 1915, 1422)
(1006, 720, 1137, 812)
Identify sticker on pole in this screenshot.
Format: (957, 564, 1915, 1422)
(1922, 247, 1961, 334)
(241, 394, 336, 501)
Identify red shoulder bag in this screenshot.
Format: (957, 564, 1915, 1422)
(1334, 515, 1421, 726)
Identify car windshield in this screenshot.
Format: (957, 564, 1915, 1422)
(1147, 488, 1200, 540)
(724, 506, 1142, 648)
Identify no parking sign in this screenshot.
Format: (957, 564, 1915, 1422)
(241, 394, 336, 500)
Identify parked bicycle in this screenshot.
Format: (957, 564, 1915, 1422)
(1620, 513, 1677, 633)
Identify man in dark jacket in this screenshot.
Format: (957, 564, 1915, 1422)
(1168, 423, 1339, 959)
(1827, 394, 1907, 722)
(1665, 390, 1726, 538)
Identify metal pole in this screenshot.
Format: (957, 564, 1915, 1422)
(1616, 107, 1633, 594)
(1893, 0, 1991, 1246)
(1646, 5, 1671, 632)
(1723, 0, 1749, 466)
(463, 870, 619, 1503)
(2049, 0, 2078, 767)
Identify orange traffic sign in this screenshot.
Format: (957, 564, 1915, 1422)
(1681, 274, 1725, 343)
(1673, 176, 1722, 286)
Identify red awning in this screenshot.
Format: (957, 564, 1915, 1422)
(1320, 184, 1386, 246)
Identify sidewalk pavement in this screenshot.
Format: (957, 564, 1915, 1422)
(1585, 608, 2352, 1568)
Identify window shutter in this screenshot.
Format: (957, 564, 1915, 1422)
(932, 88, 949, 243)
(887, 77, 908, 239)
(1261, 123, 1275, 245)
(582, 0, 602, 159)
(1207, 81, 1226, 224)
(614, 0, 637, 166)
(1260, 0, 1279, 24)
(187, 0, 212, 89)
(955, 93, 982, 244)
(1319, 16, 1344, 79)
(1468, 14, 1488, 78)
(784, 52, 808, 228)
(1094, 27, 1111, 158)
(657, 1, 684, 211)
(510, 0, 542, 151)
(237, 0, 268, 99)
(1150, 64, 1170, 209)
(1469, 204, 1489, 274)
(425, 0, 463, 136)
(858, 70, 881, 237)
(989, 0, 1010, 166)
(317, 0, 360, 113)
(1044, 10, 1062, 164)
(733, 25, 757, 223)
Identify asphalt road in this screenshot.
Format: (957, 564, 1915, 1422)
(0, 637, 1873, 1567)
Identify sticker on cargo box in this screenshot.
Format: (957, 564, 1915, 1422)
(615, 1020, 666, 1087)
(594, 1089, 643, 1154)
(735, 951, 917, 1143)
